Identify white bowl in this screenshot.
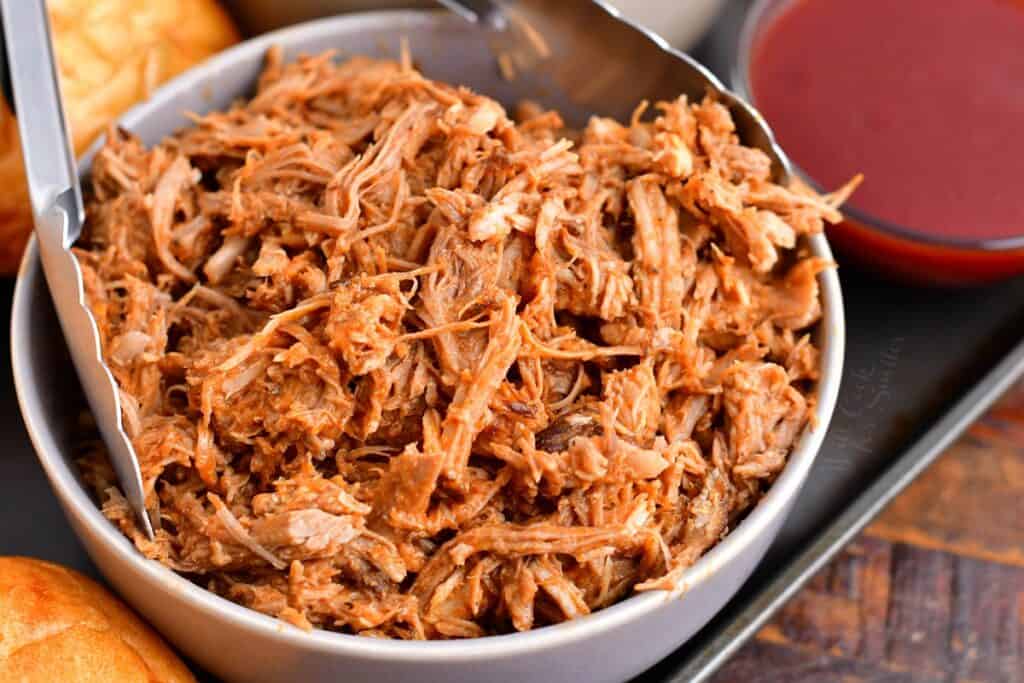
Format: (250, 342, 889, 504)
(11, 11, 844, 683)
(607, 0, 727, 49)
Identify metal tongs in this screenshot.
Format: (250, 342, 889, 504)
(1, 0, 154, 538)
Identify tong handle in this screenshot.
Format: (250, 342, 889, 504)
(436, 0, 508, 30)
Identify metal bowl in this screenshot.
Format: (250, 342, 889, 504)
(11, 11, 844, 683)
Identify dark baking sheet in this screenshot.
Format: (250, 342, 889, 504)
(2, 4, 1024, 682)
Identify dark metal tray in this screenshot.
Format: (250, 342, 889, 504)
(2, 5, 1023, 682)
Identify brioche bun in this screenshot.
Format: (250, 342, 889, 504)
(0, 0, 239, 274)
(0, 557, 196, 682)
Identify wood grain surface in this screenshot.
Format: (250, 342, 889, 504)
(712, 386, 1024, 682)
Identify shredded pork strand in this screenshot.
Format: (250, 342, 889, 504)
(74, 50, 857, 640)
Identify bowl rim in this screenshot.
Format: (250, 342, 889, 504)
(11, 9, 845, 662)
(734, 0, 1024, 253)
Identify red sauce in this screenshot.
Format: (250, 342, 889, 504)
(751, 0, 1024, 242)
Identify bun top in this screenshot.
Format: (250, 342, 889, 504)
(48, 0, 240, 151)
(0, 557, 196, 682)
(0, 0, 239, 274)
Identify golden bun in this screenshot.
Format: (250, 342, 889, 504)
(0, 557, 196, 682)
(0, 0, 240, 274)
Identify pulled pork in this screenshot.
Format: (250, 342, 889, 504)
(75, 49, 858, 639)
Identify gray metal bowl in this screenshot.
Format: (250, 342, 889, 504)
(11, 11, 844, 683)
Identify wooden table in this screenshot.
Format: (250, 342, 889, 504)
(713, 386, 1024, 682)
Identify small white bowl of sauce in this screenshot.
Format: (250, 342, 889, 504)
(735, 0, 1024, 285)
(608, 0, 726, 50)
